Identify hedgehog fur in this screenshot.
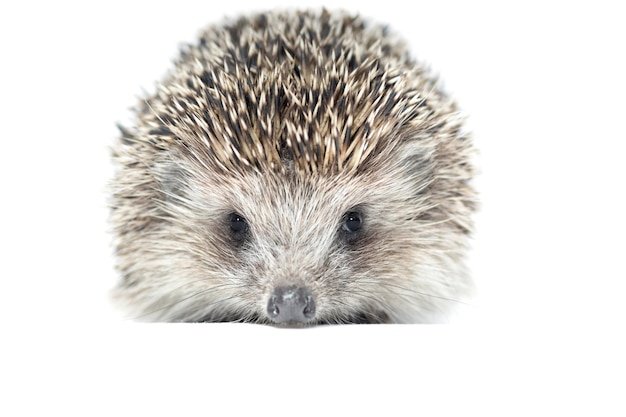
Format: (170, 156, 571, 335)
(110, 9, 476, 324)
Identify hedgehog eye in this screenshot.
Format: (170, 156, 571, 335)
(229, 213, 249, 238)
(341, 211, 363, 234)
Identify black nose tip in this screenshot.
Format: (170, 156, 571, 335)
(267, 286, 316, 324)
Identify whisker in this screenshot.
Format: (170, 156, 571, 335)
(377, 281, 471, 305)
(133, 282, 242, 320)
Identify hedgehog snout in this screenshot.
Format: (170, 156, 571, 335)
(267, 285, 316, 324)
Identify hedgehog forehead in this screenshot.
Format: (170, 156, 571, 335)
(216, 169, 366, 239)
(145, 11, 427, 176)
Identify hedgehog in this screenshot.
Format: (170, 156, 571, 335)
(109, 9, 477, 324)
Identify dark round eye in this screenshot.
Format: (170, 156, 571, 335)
(342, 211, 363, 233)
(229, 213, 249, 236)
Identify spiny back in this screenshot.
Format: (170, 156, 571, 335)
(130, 9, 443, 175)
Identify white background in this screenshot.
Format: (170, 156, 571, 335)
(1, 1, 625, 415)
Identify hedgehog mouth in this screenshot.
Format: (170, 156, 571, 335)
(195, 310, 390, 325)
(266, 312, 391, 326)
(197, 310, 391, 329)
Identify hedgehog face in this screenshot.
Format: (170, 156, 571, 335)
(112, 146, 470, 324)
(190, 169, 400, 324)
(110, 10, 476, 324)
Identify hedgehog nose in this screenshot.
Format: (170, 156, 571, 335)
(267, 286, 316, 324)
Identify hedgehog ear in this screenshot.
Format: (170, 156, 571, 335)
(156, 159, 188, 205)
